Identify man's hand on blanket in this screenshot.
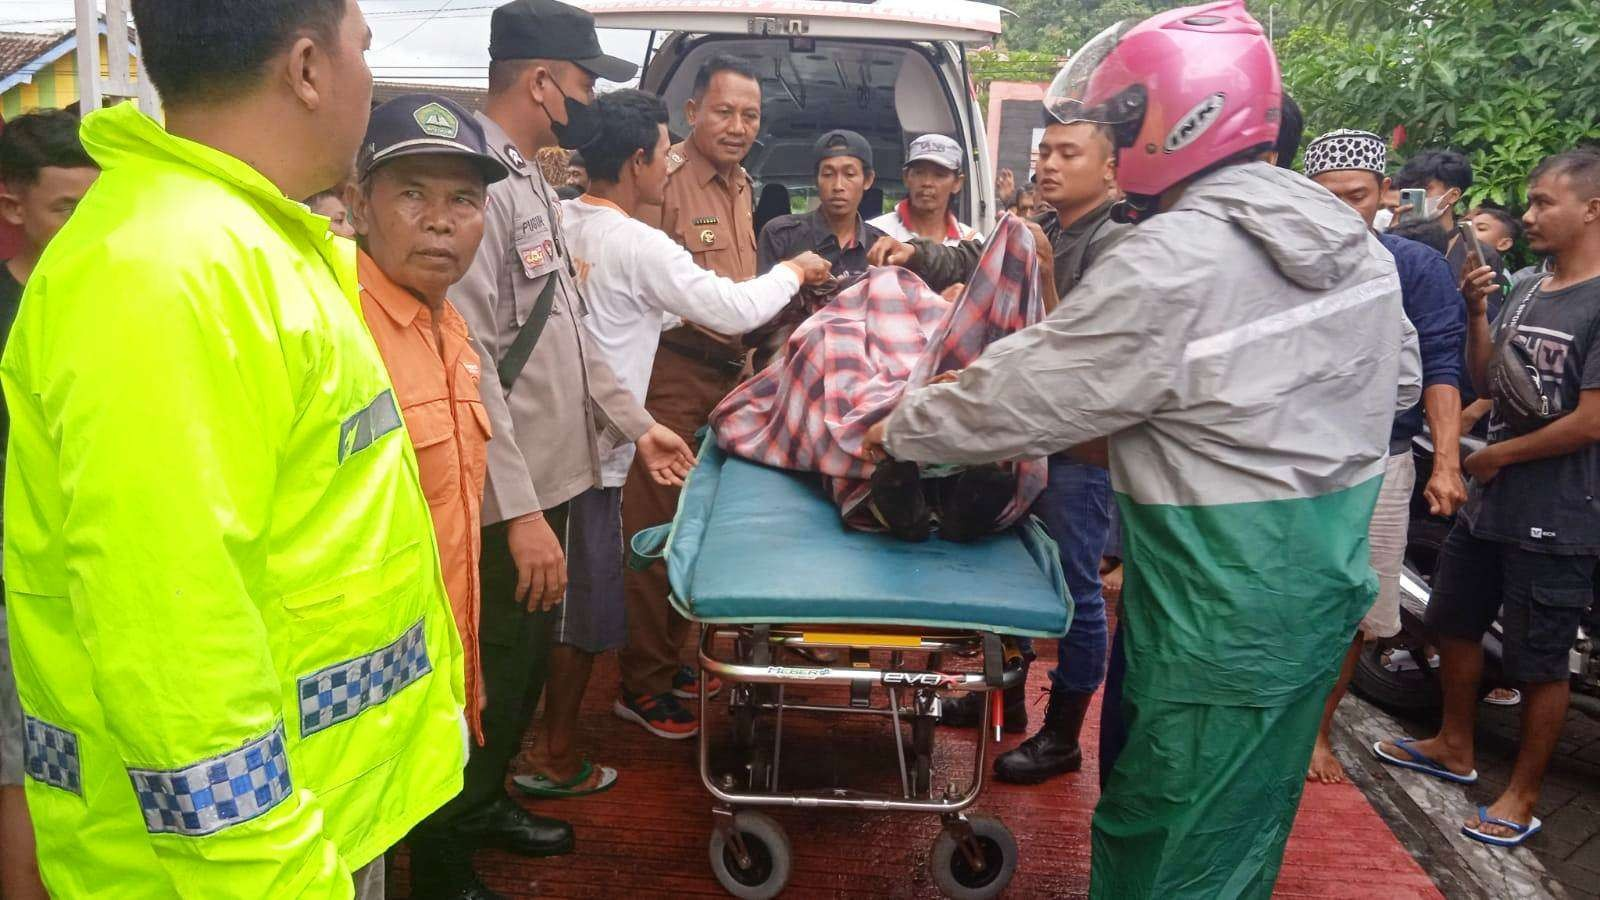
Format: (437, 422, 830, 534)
(1023, 220, 1059, 312)
(867, 236, 915, 268)
(508, 511, 568, 611)
(862, 420, 889, 462)
(637, 424, 696, 487)
(788, 251, 834, 285)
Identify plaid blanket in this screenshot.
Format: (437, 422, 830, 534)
(711, 215, 1048, 530)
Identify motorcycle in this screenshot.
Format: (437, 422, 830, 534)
(1350, 433, 1600, 714)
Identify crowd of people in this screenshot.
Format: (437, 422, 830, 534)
(0, 0, 1595, 898)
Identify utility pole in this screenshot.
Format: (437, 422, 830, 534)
(75, 0, 160, 116)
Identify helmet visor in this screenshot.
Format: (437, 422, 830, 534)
(1043, 20, 1139, 126)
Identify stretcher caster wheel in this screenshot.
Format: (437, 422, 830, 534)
(929, 815, 1017, 900)
(709, 811, 791, 899)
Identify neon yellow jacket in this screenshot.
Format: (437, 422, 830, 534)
(1, 103, 466, 898)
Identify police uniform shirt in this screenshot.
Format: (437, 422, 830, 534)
(451, 112, 654, 522)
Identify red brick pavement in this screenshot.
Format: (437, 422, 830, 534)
(396, 641, 1444, 899)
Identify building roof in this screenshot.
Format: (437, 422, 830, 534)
(0, 29, 71, 83)
(372, 81, 488, 112)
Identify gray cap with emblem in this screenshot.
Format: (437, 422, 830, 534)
(358, 94, 510, 184)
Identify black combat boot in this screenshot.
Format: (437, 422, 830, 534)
(993, 690, 1094, 784)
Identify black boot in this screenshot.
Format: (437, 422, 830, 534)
(939, 652, 1030, 732)
(935, 466, 1014, 543)
(993, 690, 1094, 784)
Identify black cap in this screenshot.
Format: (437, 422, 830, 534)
(358, 94, 510, 184)
(814, 129, 873, 170)
(489, 0, 639, 84)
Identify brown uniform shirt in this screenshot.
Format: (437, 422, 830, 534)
(642, 139, 758, 360)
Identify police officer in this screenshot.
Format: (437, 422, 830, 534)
(418, 1, 695, 896)
(616, 54, 767, 738)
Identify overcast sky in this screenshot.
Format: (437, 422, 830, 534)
(0, 1, 651, 86)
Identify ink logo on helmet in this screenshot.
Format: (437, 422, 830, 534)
(1164, 92, 1227, 154)
(414, 102, 460, 139)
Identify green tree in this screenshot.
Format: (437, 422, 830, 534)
(1277, 0, 1600, 207)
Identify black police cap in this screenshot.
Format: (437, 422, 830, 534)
(489, 0, 639, 84)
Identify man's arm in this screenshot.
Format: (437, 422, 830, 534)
(453, 187, 542, 522)
(905, 239, 982, 292)
(1462, 264, 1501, 396)
(10, 266, 349, 896)
(453, 187, 566, 609)
(882, 242, 1187, 464)
(578, 313, 695, 486)
(1466, 389, 1600, 481)
(1405, 249, 1468, 515)
(635, 224, 804, 334)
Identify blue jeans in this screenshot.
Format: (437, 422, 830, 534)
(1022, 454, 1111, 695)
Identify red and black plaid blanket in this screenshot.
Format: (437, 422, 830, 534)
(710, 215, 1048, 530)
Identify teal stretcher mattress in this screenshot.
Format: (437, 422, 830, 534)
(631, 442, 1073, 638)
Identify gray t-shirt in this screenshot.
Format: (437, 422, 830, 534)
(1465, 274, 1600, 554)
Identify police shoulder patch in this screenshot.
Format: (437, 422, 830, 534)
(504, 143, 528, 173)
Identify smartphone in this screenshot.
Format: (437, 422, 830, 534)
(1456, 220, 1486, 271)
(1397, 188, 1428, 225)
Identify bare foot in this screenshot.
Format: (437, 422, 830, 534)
(1307, 733, 1346, 784)
(1376, 735, 1474, 778)
(1464, 793, 1537, 840)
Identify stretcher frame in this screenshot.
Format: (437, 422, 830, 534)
(695, 620, 1023, 898)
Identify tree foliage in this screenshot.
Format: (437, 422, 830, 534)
(989, 0, 1600, 209)
(1277, 0, 1600, 208)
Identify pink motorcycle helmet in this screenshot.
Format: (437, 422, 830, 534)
(1044, 0, 1282, 199)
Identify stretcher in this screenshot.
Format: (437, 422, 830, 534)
(631, 441, 1073, 899)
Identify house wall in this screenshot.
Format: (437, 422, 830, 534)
(984, 81, 1048, 183)
(2, 35, 141, 118)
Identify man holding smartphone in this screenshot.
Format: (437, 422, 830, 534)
(1301, 129, 1467, 784)
(1377, 148, 1600, 848)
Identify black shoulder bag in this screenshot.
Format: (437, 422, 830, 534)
(1487, 275, 1562, 435)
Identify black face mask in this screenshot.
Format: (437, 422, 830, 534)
(547, 78, 601, 151)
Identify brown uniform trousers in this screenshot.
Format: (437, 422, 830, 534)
(620, 138, 759, 696)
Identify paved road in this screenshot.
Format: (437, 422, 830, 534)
(1332, 693, 1600, 899)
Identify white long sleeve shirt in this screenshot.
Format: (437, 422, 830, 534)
(562, 195, 802, 485)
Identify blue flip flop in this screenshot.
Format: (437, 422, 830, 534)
(1462, 806, 1542, 847)
(1371, 738, 1479, 784)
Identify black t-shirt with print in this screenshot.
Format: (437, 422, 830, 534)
(1465, 274, 1600, 554)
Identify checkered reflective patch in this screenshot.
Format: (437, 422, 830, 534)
(23, 715, 82, 795)
(127, 723, 292, 836)
(297, 619, 432, 737)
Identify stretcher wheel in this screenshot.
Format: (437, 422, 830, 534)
(709, 811, 791, 899)
(929, 815, 1017, 900)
